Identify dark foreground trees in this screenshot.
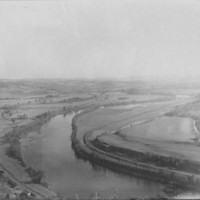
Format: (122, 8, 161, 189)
(25, 167, 44, 184)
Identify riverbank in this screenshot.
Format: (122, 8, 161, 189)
(71, 106, 200, 197)
(0, 102, 102, 198)
(0, 96, 192, 198)
(0, 109, 68, 198)
(2, 103, 98, 166)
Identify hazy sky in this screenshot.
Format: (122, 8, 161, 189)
(0, 0, 200, 80)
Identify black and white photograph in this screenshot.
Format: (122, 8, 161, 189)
(0, 0, 200, 199)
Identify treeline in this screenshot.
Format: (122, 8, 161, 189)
(71, 114, 200, 192)
(103, 97, 173, 108)
(90, 139, 200, 188)
(92, 139, 200, 174)
(59, 96, 94, 104)
(2, 110, 63, 182)
(1, 104, 19, 110)
(25, 167, 44, 184)
(3, 104, 101, 187)
(73, 133, 192, 190)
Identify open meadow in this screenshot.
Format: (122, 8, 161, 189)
(0, 79, 200, 199)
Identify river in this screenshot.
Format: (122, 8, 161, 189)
(23, 113, 165, 199)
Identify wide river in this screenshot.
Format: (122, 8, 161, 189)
(23, 113, 165, 199)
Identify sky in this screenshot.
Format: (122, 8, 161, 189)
(0, 0, 200, 81)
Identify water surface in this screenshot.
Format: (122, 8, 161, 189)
(24, 114, 165, 199)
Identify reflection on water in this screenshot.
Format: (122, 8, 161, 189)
(23, 114, 165, 199)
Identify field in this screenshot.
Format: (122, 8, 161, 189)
(73, 89, 200, 196)
(0, 79, 200, 199)
(0, 79, 165, 199)
(121, 116, 195, 142)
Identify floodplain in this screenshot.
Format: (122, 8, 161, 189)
(0, 79, 200, 199)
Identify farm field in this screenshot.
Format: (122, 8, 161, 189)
(73, 93, 200, 197)
(0, 79, 200, 199)
(2, 0, 200, 198)
(120, 116, 195, 142)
